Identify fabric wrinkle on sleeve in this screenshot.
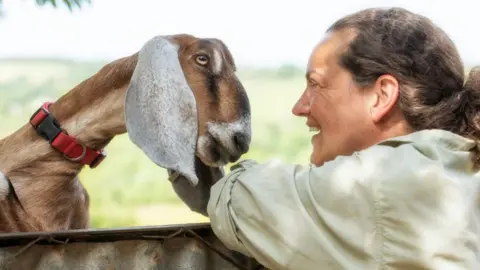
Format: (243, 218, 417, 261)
(207, 162, 252, 255)
(207, 157, 380, 270)
(208, 132, 480, 269)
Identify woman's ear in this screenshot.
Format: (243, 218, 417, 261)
(369, 74, 400, 123)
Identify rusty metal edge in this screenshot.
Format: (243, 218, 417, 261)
(0, 222, 213, 247)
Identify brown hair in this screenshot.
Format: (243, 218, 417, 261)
(327, 7, 480, 166)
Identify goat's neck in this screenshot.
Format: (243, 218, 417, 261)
(0, 54, 138, 231)
(53, 54, 138, 148)
(0, 54, 138, 175)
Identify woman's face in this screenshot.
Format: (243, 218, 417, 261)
(292, 31, 379, 166)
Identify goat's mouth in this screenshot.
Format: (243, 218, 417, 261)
(196, 134, 240, 167)
(196, 122, 251, 167)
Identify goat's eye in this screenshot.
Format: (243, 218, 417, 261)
(195, 55, 209, 66)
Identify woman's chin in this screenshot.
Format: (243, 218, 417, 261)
(310, 137, 323, 164)
(309, 152, 323, 167)
(310, 132, 322, 144)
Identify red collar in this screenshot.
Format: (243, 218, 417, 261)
(29, 102, 106, 168)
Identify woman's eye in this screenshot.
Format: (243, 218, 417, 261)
(308, 80, 318, 87)
(195, 55, 209, 66)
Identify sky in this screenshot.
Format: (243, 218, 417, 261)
(0, 0, 479, 68)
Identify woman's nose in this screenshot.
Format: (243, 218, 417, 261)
(292, 90, 310, 117)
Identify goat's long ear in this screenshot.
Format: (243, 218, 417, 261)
(125, 36, 199, 186)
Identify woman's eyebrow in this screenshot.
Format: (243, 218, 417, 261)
(305, 71, 312, 80)
(306, 69, 327, 81)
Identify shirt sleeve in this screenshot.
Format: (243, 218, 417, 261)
(206, 155, 378, 270)
(207, 135, 480, 269)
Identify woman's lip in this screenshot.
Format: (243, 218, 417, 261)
(306, 118, 319, 127)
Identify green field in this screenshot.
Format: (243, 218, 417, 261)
(0, 59, 313, 228)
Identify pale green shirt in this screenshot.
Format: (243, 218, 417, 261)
(207, 129, 480, 269)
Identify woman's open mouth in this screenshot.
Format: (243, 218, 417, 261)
(309, 126, 322, 143)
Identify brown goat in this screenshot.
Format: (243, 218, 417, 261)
(0, 34, 251, 233)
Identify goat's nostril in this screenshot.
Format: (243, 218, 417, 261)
(233, 132, 249, 153)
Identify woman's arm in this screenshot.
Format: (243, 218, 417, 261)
(207, 135, 480, 270)
(207, 156, 378, 270)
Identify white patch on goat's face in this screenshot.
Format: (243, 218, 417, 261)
(207, 117, 251, 153)
(0, 172, 9, 200)
(212, 48, 223, 75)
(197, 135, 212, 162)
(196, 116, 252, 166)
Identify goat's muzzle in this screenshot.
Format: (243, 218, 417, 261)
(197, 117, 251, 166)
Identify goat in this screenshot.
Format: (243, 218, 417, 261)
(0, 34, 252, 233)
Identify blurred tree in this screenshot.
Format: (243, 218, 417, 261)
(277, 64, 303, 79)
(34, 0, 91, 11)
(0, 0, 91, 16)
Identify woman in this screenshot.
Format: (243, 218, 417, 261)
(207, 7, 480, 269)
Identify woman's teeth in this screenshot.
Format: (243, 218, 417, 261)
(309, 127, 321, 132)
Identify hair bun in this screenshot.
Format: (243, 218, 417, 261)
(464, 67, 480, 94)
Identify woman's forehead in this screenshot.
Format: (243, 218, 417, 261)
(307, 32, 349, 77)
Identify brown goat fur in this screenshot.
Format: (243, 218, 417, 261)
(0, 34, 251, 233)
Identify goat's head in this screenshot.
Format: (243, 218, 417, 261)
(124, 34, 251, 186)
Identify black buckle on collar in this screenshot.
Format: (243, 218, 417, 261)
(29, 104, 64, 144)
(35, 113, 62, 143)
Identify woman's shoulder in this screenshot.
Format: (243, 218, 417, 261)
(349, 129, 480, 266)
(358, 129, 478, 173)
(353, 128, 479, 195)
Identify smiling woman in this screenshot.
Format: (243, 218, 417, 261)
(170, 6, 480, 270)
(291, 29, 391, 166)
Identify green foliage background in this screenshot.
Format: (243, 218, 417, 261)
(0, 59, 313, 228)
